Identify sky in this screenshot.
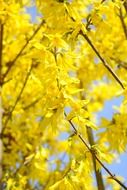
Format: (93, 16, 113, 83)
(26, 4, 127, 187)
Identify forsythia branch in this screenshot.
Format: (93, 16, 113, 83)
(123, 0, 127, 14)
(0, 21, 3, 188)
(0, 22, 3, 85)
(65, 113, 127, 190)
(3, 64, 33, 130)
(3, 19, 45, 82)
(86, 126, 105, 190)
(23, 97, 41, 110)
(79, 82, 105, 190)
(80, 31, 125, 90)
(119, 8, 127, 39)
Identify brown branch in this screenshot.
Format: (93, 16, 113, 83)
(79, 81, 105, 190)
(65, 113, 127, 190)
(118, 62, 127, 69)
(3, 64, 33, 129)
(3, 20, 45, 81)
(87, 126, 105, 190)
(119, 8, 127, 39)
(23, 97, 41, 110)
(0, 21, 4, 188)
(65, 6, 125, 89)
(123, 0, 127, 14)
(80, 31, 125, 90)
(0, 22, 3, 85)
(110, 56, 127, 70)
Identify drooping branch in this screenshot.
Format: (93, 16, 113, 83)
(65, 113, 127, 190)
(3, 19, 45, 82)
(80, 31, 125, 90)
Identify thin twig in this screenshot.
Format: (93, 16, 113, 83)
(0, 22, 3, 85)
(65, 113, 127, 190)
(119, 8, 127, 39)
(110, 57, 127, 70)
(65, 5, 125, 89)
(0, 21, 4, 187)
(123, 0, 127, 14)
(3, 64, 33, 129)
(23, 97, 41, 110)
(118, 62, 127, 69)
(3, 20, 45, 81)
(80, 31, 125, 90)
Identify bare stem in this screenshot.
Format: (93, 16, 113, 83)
(80, 31, 125, 90)
(0, 95, 3, 185)
(123, 0, 127, 14)
(23, 97, 41, 110)
(79, 81, 105, 190)
(119, 8, 127, 39)
(0, 22, 3, 85)
(87, 126, 105, 190)
(0, 21, 4, 189)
